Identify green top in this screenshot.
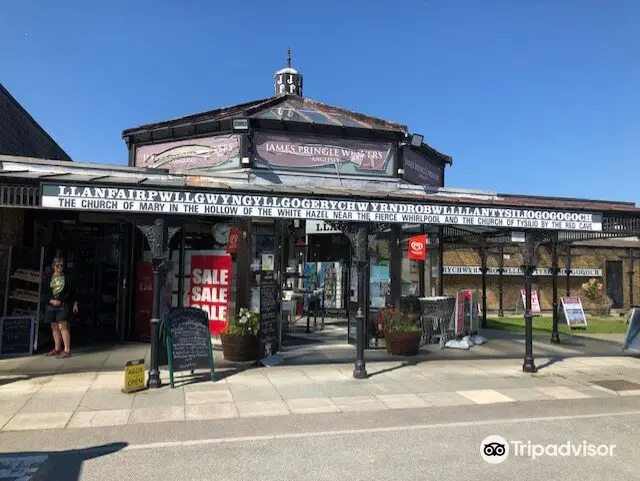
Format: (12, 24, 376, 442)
(50, 274, 66, 300)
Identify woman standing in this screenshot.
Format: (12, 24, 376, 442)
(43, 255, 78, 358)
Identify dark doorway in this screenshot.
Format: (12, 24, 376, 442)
(606, 261, 624, 308)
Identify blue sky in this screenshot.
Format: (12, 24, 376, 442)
(1, 1, 638, 203)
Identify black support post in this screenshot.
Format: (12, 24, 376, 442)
(177, 228, 186, 307)
(389, 224, 402, 308)
(565, 251, 572, 297)
(550, 236, 560, 344)
(438, 227, 444, 296)
(522, 232, 538, 373)
(498, 245, 505, 317)
(479, 247, 488, 329)
(352, 224, 369, 380)
(628, 248, 635, 308)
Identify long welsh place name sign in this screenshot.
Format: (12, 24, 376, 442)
(41, 184, 603, 232)
(443, 266, 603, 277)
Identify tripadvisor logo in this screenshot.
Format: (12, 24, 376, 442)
(480, 435, 616, 463)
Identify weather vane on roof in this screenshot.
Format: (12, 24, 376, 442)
(287, 47, 292, 68)
(274, 47, 303, 97)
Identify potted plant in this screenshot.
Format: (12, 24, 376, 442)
(580, 278, 613, 316)
(377, 307, 422, 356)
(221, 308, 260, 362)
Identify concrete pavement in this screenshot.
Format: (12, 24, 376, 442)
(1, 335, 639, 431)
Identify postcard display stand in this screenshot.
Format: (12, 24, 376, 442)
(2, 246, 45, 353)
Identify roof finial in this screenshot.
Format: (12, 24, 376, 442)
(287, 47, 292, 68)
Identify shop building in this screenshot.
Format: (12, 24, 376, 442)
(1, 58, 640, 380)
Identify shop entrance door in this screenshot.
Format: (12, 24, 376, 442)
(606, 261, 624, 308)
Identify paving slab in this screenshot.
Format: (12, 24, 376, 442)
(275, 384, 328, 399)
(235, 400, 290, 417)
(331, 396, 387, 412)
(499, 388, 555, 402)
(316, 382, 371, 398)
(128, 406, 185, 424)
(78, 388, 135, 411)
(19, 391, 85, 414)
(185, 389, 233, 404)
(534, 386, 592, 400)
(285, 397, 340, 414)
(67, 409, 131, 428)
(132, 388, 185, 409)
(420, 392, 474, 407)
(376, 394, 430, 409)
(229, 387, 283, 402)
(457, 389, 516, 405)
(185, 403, 238, 420)
(3, 412, 72, 431)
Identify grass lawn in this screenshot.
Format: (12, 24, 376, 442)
(487, 316, 629, 335)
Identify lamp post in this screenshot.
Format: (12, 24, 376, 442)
(521, 232, 539, 373)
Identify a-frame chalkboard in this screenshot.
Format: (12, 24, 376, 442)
(161, 307, 216, 388)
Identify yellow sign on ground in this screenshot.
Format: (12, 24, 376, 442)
(122, 359, 147, 393)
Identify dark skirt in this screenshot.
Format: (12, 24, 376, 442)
(44, 303, 73, 323)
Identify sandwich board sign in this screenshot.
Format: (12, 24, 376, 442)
(122, 359, 146, 393)
(520, 290, 541, 314)
(559, 297, 588, 330)
(622, 308, 640, 353)
(162, 307, 216, 388)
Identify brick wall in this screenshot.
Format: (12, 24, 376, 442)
(443, 246, 640, 311)
(0, 84, 71, 161)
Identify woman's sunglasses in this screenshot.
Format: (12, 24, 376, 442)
(54, 264, 63, 268)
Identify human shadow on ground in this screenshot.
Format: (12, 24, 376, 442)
(0, 442, 127, 481)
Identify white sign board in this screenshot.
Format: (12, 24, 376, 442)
(41, 184, 604, 232)
(305, 220, 341, 234)
(520, 289, 541, 313)
(560, 297, 588, 329)
(443, 266, 602, 277)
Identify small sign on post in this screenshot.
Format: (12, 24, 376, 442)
(122, 359, 147, 394)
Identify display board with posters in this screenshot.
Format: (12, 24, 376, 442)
(559, 297, 588, 330)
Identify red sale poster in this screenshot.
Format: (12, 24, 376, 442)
(135, 261, 153, 339)
(189, 255, 232, 335)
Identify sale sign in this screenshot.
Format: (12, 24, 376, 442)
(135, 261, 153, 339)
(189, 255, 232, 335)
(520, 289, 541, 313)
(408, 234, 428, 260)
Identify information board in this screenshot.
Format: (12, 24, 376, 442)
(0, 316, 35, 357)
(622, 308, 640, 353)
(560, 297, 588, 329)
(259, 271, 279, 358)
(163, 308, 216, 388)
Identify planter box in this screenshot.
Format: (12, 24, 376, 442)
(221, 334, 259, 362)
(385, 330, 422, 356)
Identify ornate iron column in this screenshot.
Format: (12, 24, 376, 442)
(550, 234, 560, 344)
(128, 216, 182, 389)
(565, 250, 572, 297)
(350, 224, 370, 379)
(438, 227, 444, 296)
(389, 224, 402, 308)
(478, 246, 488, 329)
(521, 231, 540, 373)
(498, 245, 505, 317)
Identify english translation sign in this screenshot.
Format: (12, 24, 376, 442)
(41, 184, 604, 232)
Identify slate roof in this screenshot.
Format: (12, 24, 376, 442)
(0, 83, 71, 161)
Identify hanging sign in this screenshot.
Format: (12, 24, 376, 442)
(559, 297, 588, 329)
(226, 227, 240, 254)
(408, 234, 428, 260)
(520, 289, 541, 313)
(622, 308, 640, 352)
(188, 255, 232, 335)
(42, 184, 604, 232)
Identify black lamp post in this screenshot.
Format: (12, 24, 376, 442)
(521, 231, 539, 373)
